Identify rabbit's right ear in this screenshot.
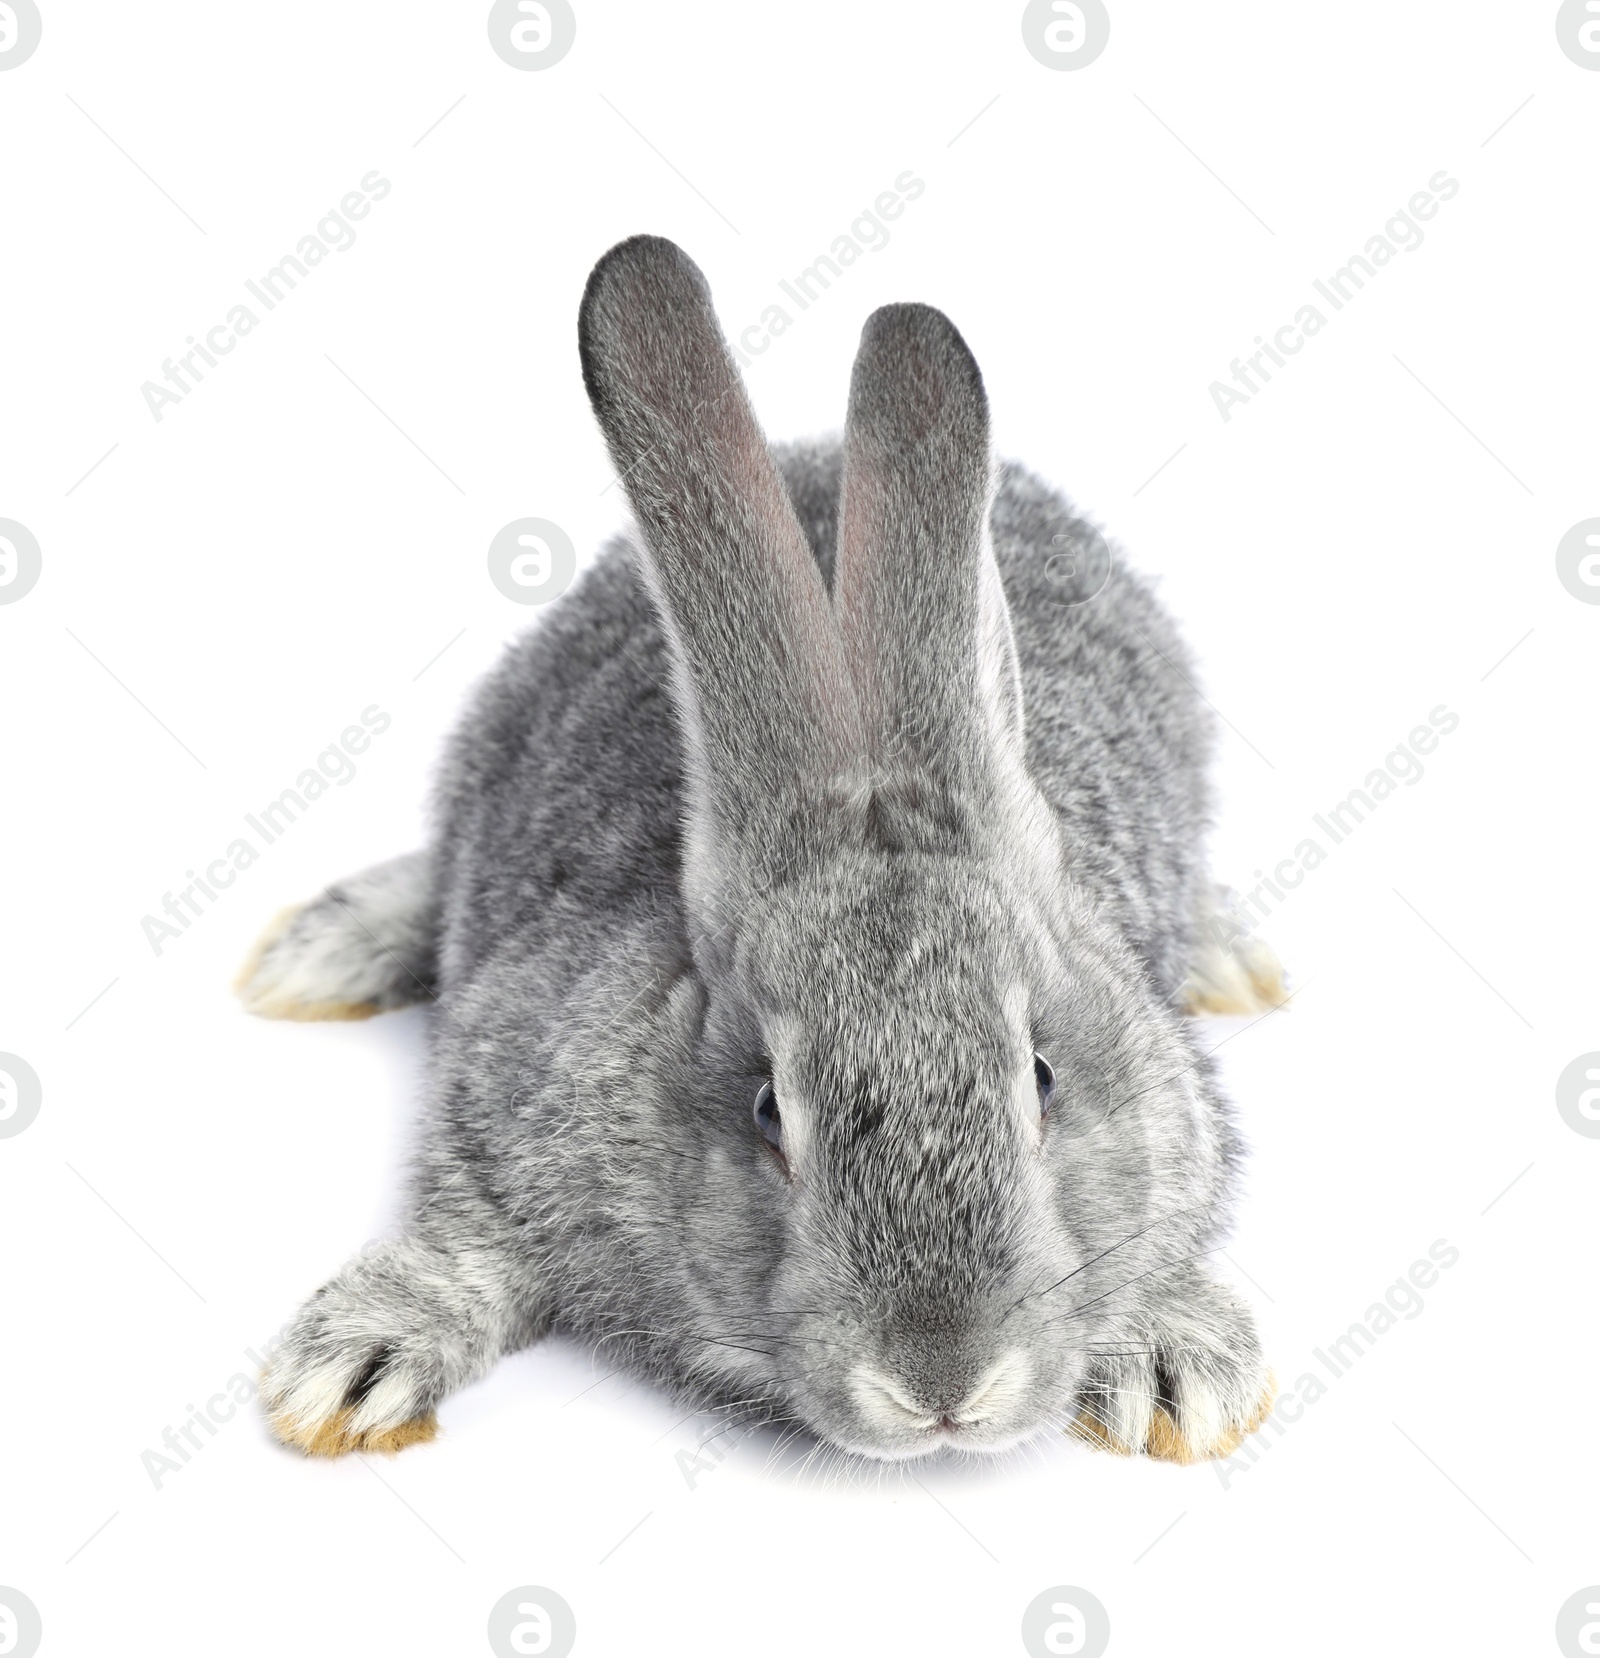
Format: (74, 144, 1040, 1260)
(578, 238, 864, 922)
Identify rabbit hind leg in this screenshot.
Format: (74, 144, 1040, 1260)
(236, 851, 436, 1021)
(1180, 885, 1288, 1016)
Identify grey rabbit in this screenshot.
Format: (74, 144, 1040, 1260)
(240, 235, 1284, 1464)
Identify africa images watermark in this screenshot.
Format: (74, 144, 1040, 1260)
(674, 1416, 757, 1490)
(139, 170, 392, 423)
(1208, 169, 1461, 422)
(1208, 704, 1460, 955)
(1215, 1238, 1460, 1489)
(138, 705, 391, 955)
(725, 169, 926, 365)
(140, 1334, 286, 1490)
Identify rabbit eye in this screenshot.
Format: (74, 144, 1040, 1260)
(1033, 1053, 1056, 1117)
(753, 1080, 783, 1150)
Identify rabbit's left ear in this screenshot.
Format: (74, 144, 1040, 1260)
(835, 305, 1028, 805)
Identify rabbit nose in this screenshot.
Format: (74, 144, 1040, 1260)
(851, 1349, 1032, 1431)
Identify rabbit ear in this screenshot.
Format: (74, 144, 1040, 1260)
(579, 237, 864, 903)
(835, 304, 1027, 803)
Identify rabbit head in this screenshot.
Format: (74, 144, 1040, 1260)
(579, 238, 1221, 1459)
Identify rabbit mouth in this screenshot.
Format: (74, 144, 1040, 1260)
(832, 1416, 1043, 1463)
(838, 1350, 1037, 1457)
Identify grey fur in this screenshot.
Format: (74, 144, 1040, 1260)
(257, 236, 1267, 1461)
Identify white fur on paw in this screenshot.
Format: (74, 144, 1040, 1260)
(235, 904, 373, 1021)
(1074, 1377, 1274, 1462)
(235, 853, 433, 1021)
(1181, 928, 1288, 1017)
(263, 1336, 437, 1458)
(1071, 1326, 1274, 1463)
(1071, 1353, 1154, 1453)
(1147, 1358, 1275, 1463)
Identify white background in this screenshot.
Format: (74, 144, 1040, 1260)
(2, 3, 1596, 1655)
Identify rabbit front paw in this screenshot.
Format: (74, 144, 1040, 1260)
(262, 1323, 441, 1458)
(1068, 1275, 1274, 1463)
(261, 1228, 537, 1458)
(260, 1242, 457, 1458)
